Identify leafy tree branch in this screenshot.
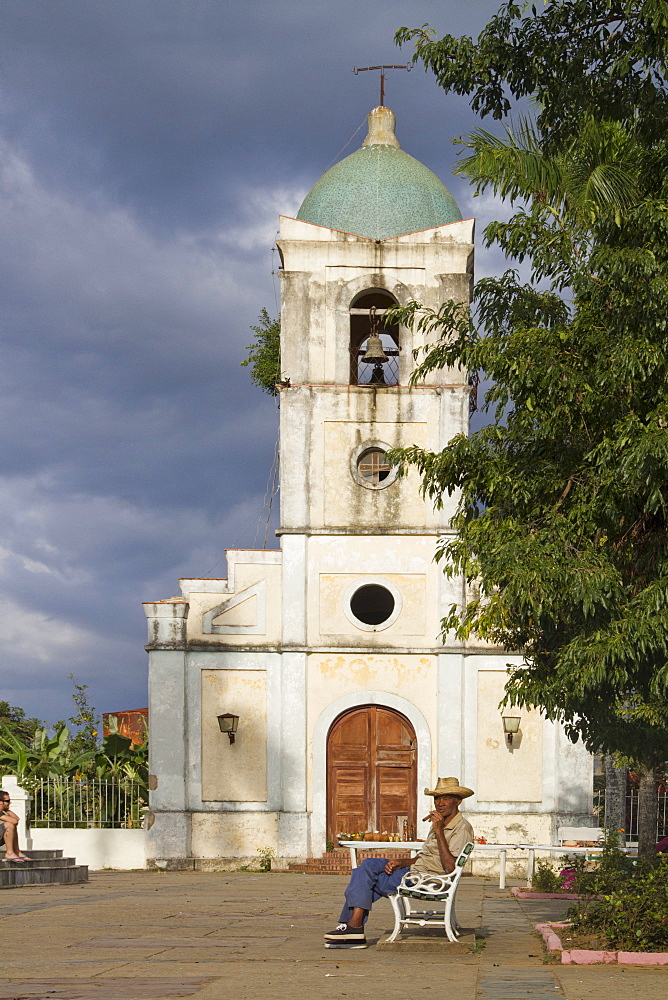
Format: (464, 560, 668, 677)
(392, 0, 668, 853)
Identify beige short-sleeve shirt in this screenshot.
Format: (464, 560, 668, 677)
(410, 812, 475, 876)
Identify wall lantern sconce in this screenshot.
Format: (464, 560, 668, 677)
(217, 713, 239, 744)
(502, 715, 521, 746)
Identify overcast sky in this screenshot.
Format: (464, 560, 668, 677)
(0, 0, 509, 727)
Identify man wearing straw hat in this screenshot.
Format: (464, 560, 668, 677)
(324, 777, 474, 948)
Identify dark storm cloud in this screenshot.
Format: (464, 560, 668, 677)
(0, 0, 507, 724)
(2, 1, 498, 225)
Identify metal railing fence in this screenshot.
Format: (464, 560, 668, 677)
(593, 789, 668, 840)
(29, 777, 145, 829)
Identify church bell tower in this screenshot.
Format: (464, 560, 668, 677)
(276, 105, 475, 848)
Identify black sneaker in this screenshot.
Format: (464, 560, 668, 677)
(324, 923, 367, 948)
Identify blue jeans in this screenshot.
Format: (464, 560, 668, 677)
(338, 858, 408, 924)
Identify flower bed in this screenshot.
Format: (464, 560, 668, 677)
(536, 922, 668, 965)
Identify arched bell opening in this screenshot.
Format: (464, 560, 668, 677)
(349, 290, 400, 386)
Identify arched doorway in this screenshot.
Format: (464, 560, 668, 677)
(326, 705, 417, 843)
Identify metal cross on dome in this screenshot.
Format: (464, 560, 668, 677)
(352, 63, 411, 106)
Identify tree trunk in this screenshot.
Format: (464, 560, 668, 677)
(636, 764, 657, 860)
(603, 755, 627, 848)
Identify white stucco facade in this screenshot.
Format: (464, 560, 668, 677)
(143, 108, 593, 866)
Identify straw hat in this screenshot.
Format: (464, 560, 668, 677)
(424, 776, 474, 799)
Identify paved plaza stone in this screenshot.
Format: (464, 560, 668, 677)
(0, 872, 665, 999)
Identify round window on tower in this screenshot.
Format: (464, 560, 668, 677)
(350, 442, 398, 490)
(343, 579, 402, 632)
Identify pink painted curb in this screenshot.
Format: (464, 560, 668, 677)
(535, 922, 668, 965)
(512, 888, 581, 899)
(617, 951, 668, 965)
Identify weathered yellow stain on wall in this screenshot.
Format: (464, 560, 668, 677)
(306, 653, 438, 811)
(319, 573, 426, 636)
(191, 811, 278, 858)
(476, 671, 543, 802)
(201, 669, 268, 802)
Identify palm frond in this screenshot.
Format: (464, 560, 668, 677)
(456, 118, 567, 209)
(457, 114, 641, 230)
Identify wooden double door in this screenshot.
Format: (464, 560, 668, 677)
(327, 705, 417, 842)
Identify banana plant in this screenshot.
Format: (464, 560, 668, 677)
(1, 715, 149, 829)
(0, 721, 98, 782)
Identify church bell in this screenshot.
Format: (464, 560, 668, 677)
(360, 335, 389, 364)
(360, 304, 389, 367)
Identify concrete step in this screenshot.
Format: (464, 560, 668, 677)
(1, 849, 64, 860)
(2, 855, 77, 868)
(0, 862, 88, 888)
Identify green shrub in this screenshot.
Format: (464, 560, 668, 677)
(532, 859, 562, 892)
(257, 846, 275, 872)
(567, 856, 668, 952)
(564, 831, 635, 897)
(240, 309, 281, 395)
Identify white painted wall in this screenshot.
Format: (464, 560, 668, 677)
(28, 828, 146, 870)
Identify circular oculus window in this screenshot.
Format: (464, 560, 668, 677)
(343, 579, 403, 632)
(351, 444, 398, 490)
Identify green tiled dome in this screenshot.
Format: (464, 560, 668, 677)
(296, 107, 462, 240)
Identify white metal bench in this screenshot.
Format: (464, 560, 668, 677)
(557, 826, 604, 845)
(386, 842, 474, 944)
